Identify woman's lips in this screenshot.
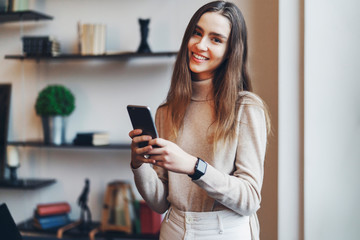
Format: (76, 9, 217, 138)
(191, 52, 209, 62)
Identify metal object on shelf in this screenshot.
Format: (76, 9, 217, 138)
(41, 116, 66, 145)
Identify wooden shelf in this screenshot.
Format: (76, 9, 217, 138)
(0, 178, 56, 189)
(0, 10, 53, 23)
(4, 51, 178, 61)
(7, 141, 131, 150)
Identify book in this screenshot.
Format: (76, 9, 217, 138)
(9, 0, 28, 11)
(140, 201, 161, 234)
(73, 132, 109, 146)
(78, 22, 106, 55)
(22, 36, 60, 57)
(33, 213, 70, 230)
(132, 200, 141, 234)
(36, 202, 71, 217)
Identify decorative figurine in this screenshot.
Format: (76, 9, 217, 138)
(78, 178, 92, 229)
(7, 146, 20, 183)
(137, 18, 152, 53)
(56, 178, 92, 237)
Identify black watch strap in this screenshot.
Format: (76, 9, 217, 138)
(188, 157, 207, 180)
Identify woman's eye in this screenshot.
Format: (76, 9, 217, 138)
(193, 30, 202, 36)
(213, 38, 222, 43)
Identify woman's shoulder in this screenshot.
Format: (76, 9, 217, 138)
(155, 103, 170, 121)
(237, 91, 270, 133)
(238, 91, 265, 107)
(156, 103, 169, 114)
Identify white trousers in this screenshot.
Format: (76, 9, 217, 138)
(159, 206, 251, 240)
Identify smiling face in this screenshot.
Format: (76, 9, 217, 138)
(187, 12, 231, 81)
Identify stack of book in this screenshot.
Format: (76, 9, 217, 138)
(33, 202, 71, 230)
(22, 36, 60, 57)
(73, 132, 109, 146)
(78, 22, 106, 55)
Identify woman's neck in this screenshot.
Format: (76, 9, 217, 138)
(191, 78, 214, 102)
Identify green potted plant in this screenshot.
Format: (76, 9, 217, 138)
(35, 85, 75, 145)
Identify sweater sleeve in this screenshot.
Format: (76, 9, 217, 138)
(194, 103, 267, 216)
(131, 108, 170, 214)
(132, 164, 170, 213)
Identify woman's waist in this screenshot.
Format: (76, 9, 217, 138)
(166, 205, 249, 229)
(168, 197, 231, 212)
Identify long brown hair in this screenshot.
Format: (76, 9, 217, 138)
(164, 1, 265, 143)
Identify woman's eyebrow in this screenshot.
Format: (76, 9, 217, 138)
(210, 32, 228, 40)
(195, 25, 203, 32)
(195, 25, 228, 40)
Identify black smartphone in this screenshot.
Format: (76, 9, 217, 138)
(127, 105, 158, 148)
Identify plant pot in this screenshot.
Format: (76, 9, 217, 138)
(41, 116, 66, 145)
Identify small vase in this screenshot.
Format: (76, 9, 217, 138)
(41, 116, 66, 145)
(137, 18, 151, 53)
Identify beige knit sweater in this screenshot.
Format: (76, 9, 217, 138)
(132, 79, 267, 239)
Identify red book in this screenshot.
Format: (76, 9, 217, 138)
(140, 201, 162, 234)
(36, 202, 71, 216)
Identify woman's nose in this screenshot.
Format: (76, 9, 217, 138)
(196, 38, 208, 51)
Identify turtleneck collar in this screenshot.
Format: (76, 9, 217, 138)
(191, 78, 214, 102)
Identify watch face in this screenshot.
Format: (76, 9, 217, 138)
(197, 159, 207, 172)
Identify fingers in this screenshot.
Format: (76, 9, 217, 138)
(130, 144, 156, 168)
(145, 148, 167, 166)
(131, 135, 152, 147)
(129, 129, 142, 138)
(139, 155, 156, 164)
(129, 129, 159, 148)
(130, 130, 162, 167)
(130, 136, 170, 168)
(148, 138, 166, 147)
(145, 138, 167, 157)
(146, 147, 163, 157)
(152, 160, 165, 168)
(135, 145, 152, 155)
(131, 154, 155, 169)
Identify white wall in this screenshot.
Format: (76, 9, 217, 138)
(278, 0, 304, 239)
(305, 0, 360, 239)
(0, 1, 279, 239)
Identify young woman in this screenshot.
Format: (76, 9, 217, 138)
(129, 1, 269, 239)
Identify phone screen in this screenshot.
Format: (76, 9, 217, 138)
(127, 105, 158, 148)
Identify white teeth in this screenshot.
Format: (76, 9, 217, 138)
(193, 53, 207, 60)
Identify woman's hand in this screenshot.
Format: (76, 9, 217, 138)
(129, 129, 156, 169)
(146, 138, 198, 175)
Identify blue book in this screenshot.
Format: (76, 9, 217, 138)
(33, 214, 70, 230)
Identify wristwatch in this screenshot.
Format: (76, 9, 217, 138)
(188, 157, 207, 180)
